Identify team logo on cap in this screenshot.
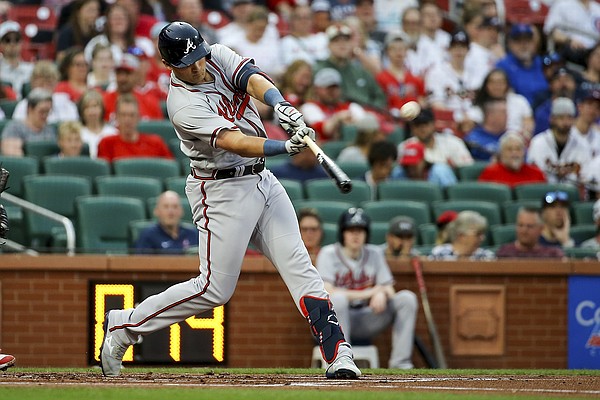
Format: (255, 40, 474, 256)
(185, 38, 197, 55)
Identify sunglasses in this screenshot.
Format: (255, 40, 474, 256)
(1, 35, 21, 44)
(544, 191, 569, 204)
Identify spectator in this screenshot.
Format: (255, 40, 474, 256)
(55, 47, 90, 103)
(298, 208, 324, 257)
(543, 0, 600, 66)
(1, 89, 56, 156)
(97, 94, 173, 162)
(399, 108, 474, 168)
(300, 68, 365, 142)
(464, 15, 505, 92)
(580, 200, 600, 248)
(435, 210, 458, 245)
(176, 0, 219, 45)
(280, 60, 313, 108)
(0, 21, 34, 99)
(145, 21, 171, 99)
(55, 0, 101, 61)
(78, 90, 117, 159)
(311, 0, 332, 34)
(354, 0, 387, 48)
(534, 68, 579, 135)
(103, 53, 163, 122)
(329, 0, 356, 21)
(571, 89, 600, 158)
(584, 154, 600, 198)
(315, 23, 387, 111)
(217, 0, 278, 45)
(280, 5, 329, 67)
(12, 61, 79, 124)
(465, 68, 533, 140)
(528, 97, 592, 184)
(344, 15, 383, 77)
(366, 141, 399, 198)
(539, 191, 575, 248)
(414, 2, 451, 75)
(429, 210, 496, 260)
(495, 23, 548, 106)
(375, 0, 418, 35)
(337, 113, 385, 164)
(380, 216, 419, 260)
(478, 132, 546, 187)
(116, 0, 159, 39)
(87, 43, 116, 91)
(56, 120, 85, 157)
(315, 207, 418, 369)
(464, 98, 508, 161)
(579, 43, 600, 94)
(376, 33, 426, 119)
(269, 147, 328, 183)
(134, 190, 198, 254)
(396, 141, 458, 188)
(398, 7, 421, 51)
(496, 206, 565, 258)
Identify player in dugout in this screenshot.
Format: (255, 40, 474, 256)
(0, 166, 16, 371)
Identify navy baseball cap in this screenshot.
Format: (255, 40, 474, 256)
(542, 191, 570, 208)
(450, 30, 469, 47)
(509, 23, 534, 39)
(543, 52, 563, 67)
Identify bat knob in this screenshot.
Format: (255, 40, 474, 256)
(339, 180, 353, 194)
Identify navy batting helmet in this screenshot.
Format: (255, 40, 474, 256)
(158, 21, 211, 68)
(338, 208, 370, 244)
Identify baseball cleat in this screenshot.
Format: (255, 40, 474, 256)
(0, 352, 15, 371)
(325, 355, 361, 379)
(100, 311, 127, 377)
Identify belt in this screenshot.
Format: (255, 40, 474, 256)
(191, 159, 265, 180)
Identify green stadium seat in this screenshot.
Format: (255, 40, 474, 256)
(279, 179, 304, 202)
(564, 247, 599, 260)
(513, 183, 580, 202)
(0, 99, 19, 119)
(431, 200, 503, 226)
(377, 180, 443, 202)
(0, 156, 39, 197)
(502, 200, 540, 224)
(137, 120, 177, 143)
(386, 127, 405, 145)
(572, 201, 595, 225)
(571, 225, 597, 245)
(293, 200, 354, 224)
(370, 221, 388, 245)
(418, 223, 437, 246)
(96, 176, 163, 204)
(456, 161, 489, 181)
(337, 161, 369, 179)
(113, 157, 180, 180)
(305, 179, 371, 206)
(322, 141, 349, 160)
(24, 140, 59, 161)
(362, 200, 431, 226)
(446, 182, 512, 205)
(168, 138, 187, 173)
(322, 222, 338, 246)
(490, 224, 516, 246)
(165, 176, 187, 198)
(340, 124, 358, 142)
(44, 157, 110, 186)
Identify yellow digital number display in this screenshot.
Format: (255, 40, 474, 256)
(90, 282, 226, 365)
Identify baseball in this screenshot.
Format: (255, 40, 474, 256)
(399, 101, 421, 120)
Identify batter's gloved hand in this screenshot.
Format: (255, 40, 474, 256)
(0, 167, 8, 194)
(284, 132, 308, 155)
(294, 125, 316, 142)
(274, 101, 306, 132)
(0, 205, 8, 243)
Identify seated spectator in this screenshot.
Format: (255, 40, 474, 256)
(55, 47, 90, 103)
(87, 43, 116, 91)
(1, 89, 57, 156)
(298, 208, 324, 257)
(56, 0, 101, 61)
(78, 89, 118, 159)
(280, 60, 314, 108)
(435, 210, 458, 245)
(584, 154, 600, 198)
(396, 141, 458, 188)
(217, 0, 279, 44)
(0, 21, 34, 99)
(581, 200, 600, 249)
(365, 141, 399, 198)
(315, 207, 418, 369)
(464, 98, 508, 161)
(429, 210, 496, 260)
(311, 0, 332, 34)
(539, 191, 575, 249)
(56, 121, 85, 158)
(375, 0, 418, 35)
(414, 2, 451, 75)
(496, 206, 565, 258)
(337, 113, 384, 164)
(478, 132, 546, 187)
(527, 97, 592, 185)
(103, 53, 163, 122)
(380, 216, 419, 260)
(579, 43, 600, 94)
(398, 6, 421, 54)
(12, 61, 79, 124)
(344, 15, 383, 77)
(464, 15, 505, 92)
(176, 0, 219, 45)
(495, 23, 548, 107)
(280, 5, 329, 67)
(117, 0, 159, 39)
(534, 68, 579, 135)
(399, 108, 474, 168)
(571, 89, 600, 159)
(135, 191, 198, 254)
(269, 148, 327, 183)
(97, 94, 173, 162)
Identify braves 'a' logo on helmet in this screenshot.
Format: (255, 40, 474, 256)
(184, 38, 197, 55)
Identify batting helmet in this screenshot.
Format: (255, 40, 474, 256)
(338, 208, 370, 244)
(158, 21, 211, 68)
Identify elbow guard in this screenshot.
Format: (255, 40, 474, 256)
(235, 61, 273, 91)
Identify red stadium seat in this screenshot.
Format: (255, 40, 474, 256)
(6, 5, 57, 61)
(504, 0, 549, 25)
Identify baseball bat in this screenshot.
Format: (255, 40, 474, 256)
(411, 256, 448, 369)
(303, 136, 353, 194)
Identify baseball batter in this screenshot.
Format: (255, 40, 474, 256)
(100, 22, 360, 379)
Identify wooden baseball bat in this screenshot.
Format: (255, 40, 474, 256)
(411, 256, 448, 369)
(303, 136, 353, 194)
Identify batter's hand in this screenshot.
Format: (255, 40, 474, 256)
(284, 132, 308, 155)
(0, 205, 8, 243)
(274, 101, 306, 132)
(0, 167, 8, 194)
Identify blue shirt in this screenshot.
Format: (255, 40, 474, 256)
(464, 126, 505, 161)
(134, 224, 198, 254)
(534, 98, 552, 135)
(496, 53, 548, 106)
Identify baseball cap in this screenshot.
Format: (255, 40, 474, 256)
(326, 24, 352, 41)
(0, 21, 21, 39)
(116, 53, 140, 72)
(551, 67, 575, 81)
(400, 141, 425, 166)
(543, 52, 563, 67)
(436, 210, 458, 228)
(410, 107, 434, 125)
(311, 0, 331, 13)
(388, 216, 416, 237)
(509, 23, 534, 39)
(480, 16, 501, 29)
(580, 88, 600, 103)
(449, 30, 469, 47)
(542, 191, 570, 208)
(551, 97, 576, 117)
(314, 68, 342, 87)
(593, 199, 600, 223)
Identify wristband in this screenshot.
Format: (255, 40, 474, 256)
(264, 88, 286, 107)
(263, 139, 287, 156)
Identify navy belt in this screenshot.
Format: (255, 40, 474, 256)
(191, 160, 265, 180)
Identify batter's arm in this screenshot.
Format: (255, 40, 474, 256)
(245, 73, 278, 105)
(217, 129, 270, 157)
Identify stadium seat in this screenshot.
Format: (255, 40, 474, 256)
(44, 157, 110, 186)
(113, 157, 180, 180)
(168, 138, 187, 172)
(279, 179, 304, 202)
(165, 176, 188, 198)
(23, 174, 92, 249)
(76, 195, 146, 253)
(502, 200, 540, 224)
(456, 161, 489, 181)
(418, 223, 438, 246)
(377, 180, 444, 202)
(24, 140, 59, 161)
(305, 179, 371, 206)
(513, 183, 580, 202)
(362, 200, 431, 226)
(137, 120, 177, 143)
(322, 222, 338, 246)
(431, 200, 503, 226)
(0, 156, 39, 197)
(386, 127, 405, 145)
(322, 140, 349, 160)
(446, 182, 513, 205)
(564, 247, 599, 260)
(6, 5, 58, 61)
(340, 124, 358, 142)
(96, 176, 163, 204)
(0, 100, 19, 119)
(293, 200, 354, 224)
(370, 221, 388, 245)
(571, 225, 597, 245)
(337, 161, 369, 179)
(572, 201, 595, 225)
(490, 224, 516, 246)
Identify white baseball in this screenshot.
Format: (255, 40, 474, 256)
(399, 101, 421, 120)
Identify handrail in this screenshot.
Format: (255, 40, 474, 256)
(2, 192, 76, 256)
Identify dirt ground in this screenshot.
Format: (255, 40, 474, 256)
(1, 371, 600, 397)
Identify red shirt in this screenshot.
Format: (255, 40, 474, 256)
(478, 162, 546, 188)
(103, 90, 163, 122)
(97, 133, 174, 162)
(375, 69, 425, 112)
(55, 81, 86, 103)
(302, 100, 352, 142)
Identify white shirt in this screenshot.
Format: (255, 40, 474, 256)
(13, 92, 79, 124)
(220, 28, 283, 78)
(0, 59, 34, 100)
(399, 132, 474, 168)
(571, 124, 600, 158)
(464, 42, 500, 91)
(544, 0, 600, 49)
(81, 125, 118, 159)
(466, 92, 533, 134)
(581, 154, 600, 193)
(280, 32, 329, 67)
(415, 30, 451, 75)
(374, 0, 419, 33)
(425, 61, 472, 122)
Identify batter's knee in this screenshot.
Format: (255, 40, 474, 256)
(392, 290, 418, 312)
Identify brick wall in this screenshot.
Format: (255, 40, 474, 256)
(0, 255, 597, 368)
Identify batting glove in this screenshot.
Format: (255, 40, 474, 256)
(274, 101, 306, 132)
(0, 167, 8, 194)
(284, 132, 308, 155)
(0, 205, 8, 243)
(294, 126, 316, 142)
